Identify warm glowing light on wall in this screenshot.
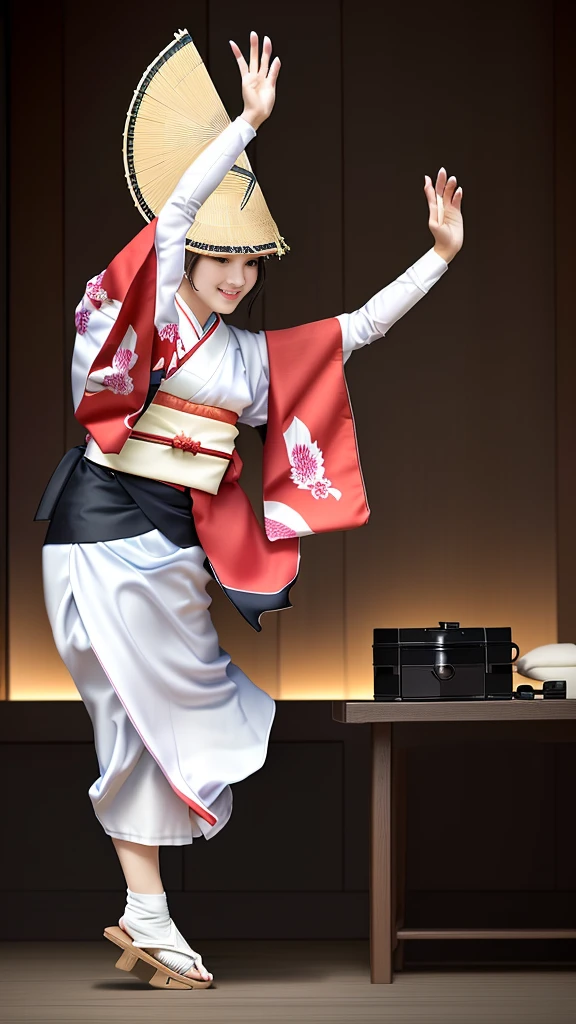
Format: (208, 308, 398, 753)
(6, 674, 537, 701)
(11, 685, 82, 701)
(9, 681, 373, 701)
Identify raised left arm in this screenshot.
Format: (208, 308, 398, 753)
(340, 166, 463, 360)
(339, 248, 448, 361)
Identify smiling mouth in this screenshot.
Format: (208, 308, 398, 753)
(218, 288, 241, 299)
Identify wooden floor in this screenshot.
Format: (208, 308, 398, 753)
(1, 941, 576, 1023)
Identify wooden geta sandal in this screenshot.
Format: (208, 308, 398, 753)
(104, 925, 212, 990)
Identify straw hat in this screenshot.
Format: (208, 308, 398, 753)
(123, 29, 288, 257)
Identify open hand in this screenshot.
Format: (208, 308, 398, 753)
(230, 32, 281, 131)
(424, 169, 463, 263)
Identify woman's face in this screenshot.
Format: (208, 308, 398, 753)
(189, 254, 260, 315)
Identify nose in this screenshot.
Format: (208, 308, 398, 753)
(224, 274, 244, 290)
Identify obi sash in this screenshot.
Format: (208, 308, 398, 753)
(86, 394, 238, 494)
(72, 220, 370, 628)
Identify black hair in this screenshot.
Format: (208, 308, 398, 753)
(184, 251, 267, 318)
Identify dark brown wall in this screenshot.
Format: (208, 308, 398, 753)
(5, 0, 568, 699)
(0, 8, 7, 701)
(555, 0, 576, 642)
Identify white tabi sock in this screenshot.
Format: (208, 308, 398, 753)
(120, 888, 210, 979)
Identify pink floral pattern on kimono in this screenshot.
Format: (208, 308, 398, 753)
(75, 307, 92, 335)
(102, 347, 137, 396)
(283, 417, 342, 501)
(86, 271, 108, 303)
(310, 478, 333, 500)
(290, 444, 321, 486)
(85, 324, 139, 398)
(264, 518, 299, 540)
(159, 323, 181, 346)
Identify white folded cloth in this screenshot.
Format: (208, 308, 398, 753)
(516, 643, 576, 697)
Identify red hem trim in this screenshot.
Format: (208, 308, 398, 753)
(89, 643, 217, 827)
(168, 781, 218, 826)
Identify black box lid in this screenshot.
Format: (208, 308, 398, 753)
(373, 623, 512, 647)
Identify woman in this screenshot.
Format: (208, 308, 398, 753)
(38, 32, 463, 988)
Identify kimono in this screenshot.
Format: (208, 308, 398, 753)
(38, 116, 448, 845)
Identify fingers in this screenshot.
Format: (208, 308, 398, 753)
(424, 170, 463, 210)
(434, 166, 447, 225)
(436, 170, 463, 208)
(268, 55, 281, 86)
(443, 175, 458, 203)
(424, 174, 438, 221)
(434, 166, 447, 197)
(230, 33, 278, 80)
(260, 35, 272, 75)
(249, 30, 259, 75)
(423, 174, 436, 204)
(229, 40, 248, 77)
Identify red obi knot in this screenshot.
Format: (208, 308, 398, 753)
(173, 432, 201, 454)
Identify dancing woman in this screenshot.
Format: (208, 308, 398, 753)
(37, 31, 463, 987)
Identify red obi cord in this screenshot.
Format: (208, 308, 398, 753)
(130, 429, 233, 461)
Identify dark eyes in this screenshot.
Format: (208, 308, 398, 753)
(214, 257, 258, 267)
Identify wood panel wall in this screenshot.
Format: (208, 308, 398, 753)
(8, 0, 66, 699)
(5, 0, 566, 699)
(0, 8, 8, 701)
(555, 0, 576, 641)
(2, 700, 576, 962)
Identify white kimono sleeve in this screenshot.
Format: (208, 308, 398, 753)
(154, 116, 257, 331)
(71, 117, 257, 411)
(235, 249, 449, 427)
(338, 248, 448, 363)
(235, 329, 270, 428)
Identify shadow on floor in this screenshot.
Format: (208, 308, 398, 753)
(96, 939, 370, 987)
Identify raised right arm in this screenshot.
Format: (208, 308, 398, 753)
(71, 118, 257, 410)
(154, 116, 257, 329)
(156, 28, 281, 329)
(72, 33, 280, 409)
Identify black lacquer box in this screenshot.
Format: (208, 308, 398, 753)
(373, 621, 519, 701)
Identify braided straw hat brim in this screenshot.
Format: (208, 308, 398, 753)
(123, 30, 288, 257)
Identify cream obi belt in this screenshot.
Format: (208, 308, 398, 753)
(85, 392, 239, 493)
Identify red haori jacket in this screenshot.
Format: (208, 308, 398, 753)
(75, 221, 370, 628)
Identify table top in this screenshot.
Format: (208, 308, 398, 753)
(332, 699, 576, 723)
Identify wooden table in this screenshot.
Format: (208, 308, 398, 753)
(332, 699, 576, 983)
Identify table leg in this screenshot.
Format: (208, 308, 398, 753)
(393, 745, 408, 972)
(370, 721, 392, 983)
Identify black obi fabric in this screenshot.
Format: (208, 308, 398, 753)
(36, 446, 200, 549)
